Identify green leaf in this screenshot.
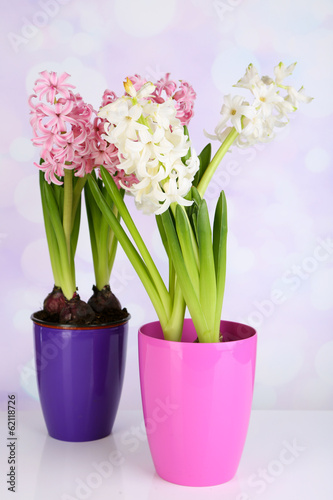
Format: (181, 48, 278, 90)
(213, 191, 228, 334)
(72, 176, 87, 227)
(87, 173, 169, 326)
(100, 167, 171, 313)
(175, 205, 200, 296)
(160, 209, 209, 340)
(197, 199, 217, 340)
(98, 175, 104, 192)
(155, 214, 170, 257)
(106, 190, 122, 276)
(191, 186, 203, 206)
(84, 172, 113, 289)
(181, 125, 191, 164)
(105, 187, 119, 254)
(52, 182, 64, 220)
(98, 193, 113, 287)
(185, 186, 202, 235)
(191, 211, 198, 242)
(108, 227, 118, 276)
(84, 178, 102, 284)
(193, 143, 212, 187)
(39, 172, 63, 286)
(71, 195, 81, 257)
(43, 179, 75, 299)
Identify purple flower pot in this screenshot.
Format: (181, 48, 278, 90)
(138, 319, 257, 486)
(32, 315, 129, 442)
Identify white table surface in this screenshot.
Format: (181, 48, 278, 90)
(0, 408, 332, 500)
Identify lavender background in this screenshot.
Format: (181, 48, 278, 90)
(0, 0, 332, 412)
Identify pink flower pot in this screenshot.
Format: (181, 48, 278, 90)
(138, 319, 257, 486)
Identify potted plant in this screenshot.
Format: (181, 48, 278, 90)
(87, 63, 311, 484)
(28, 72, 133, 442)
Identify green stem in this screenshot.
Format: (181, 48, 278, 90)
(96, 216, 111, 290)
(108, 203, 120, 276)
(39, 172, 63, 286)
(108, 232, 118, 277)
(84, 179, 101, 287)
(168, 260, 176, 301)
(84, 174, 110, 290)
(63, 169, 73, 259)
(163, 280, 186, 341)
(197, 127, 239, 197)
(72, 176, 87, 230)
(43, 181, 75, 299)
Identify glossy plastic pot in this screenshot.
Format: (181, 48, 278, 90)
(138, 319, 257, 486)
(32, 314, 129, 442)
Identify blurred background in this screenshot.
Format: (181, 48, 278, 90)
(0, 0, 332, 412)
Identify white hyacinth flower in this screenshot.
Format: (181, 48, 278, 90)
(234, 63, 261, 91)
(274, 61, 297, 85)
(285, 86, 313, 108)
(208, 62, 312, 149)
(98, 78, 199, 215)
(252, 83, 285, 119)
(218, 94, 256, 133)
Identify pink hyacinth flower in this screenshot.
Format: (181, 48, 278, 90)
(98, 162, 138, 190)
(128, 74, 148, 92)
(69, 93, 95, 124)
(116, 170, 139, 190)
(101, 90, 118, 107)
(35, 158, 63, 185)
(53, 129, 86, 164)
(34, 71, 76, 104)
(154, 73, 177, 98)
(74, 156, 95, 177)
(172, 81, 196, 126)
(91, 140, 119, 167)
(28, 95, 45, 128)
(32, 122, 58, 158)
(40, 100, 77, 133)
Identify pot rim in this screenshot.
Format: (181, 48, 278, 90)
(139, 318, 256, 344)
(31, 312, 131, 330)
